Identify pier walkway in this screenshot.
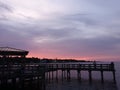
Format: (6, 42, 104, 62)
(0, 62, 116, 90)
(45, 63, 116, 83)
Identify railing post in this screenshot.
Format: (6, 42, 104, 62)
(110, 62, 114, 70)
(100, 64, 102, 69)
(94, 62, 96, 69)
(89, 64, 91, 70)
(79, 64, 81, 69)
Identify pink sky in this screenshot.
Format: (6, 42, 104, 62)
(0, 0, 120, 61)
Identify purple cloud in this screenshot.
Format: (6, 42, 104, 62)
(0, 0, 120, 60)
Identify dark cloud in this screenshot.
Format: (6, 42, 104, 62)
(0, 22, 34, 52)
(62, 13, 98, 26)
(38, 36, 120, 58)
(0, 0, 120, 60)
(0, 1, 13, 20)
(0, 2, 12, 12)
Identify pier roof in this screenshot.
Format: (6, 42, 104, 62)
(0, 47, 29, 57)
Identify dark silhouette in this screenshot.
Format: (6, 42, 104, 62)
(0, 47, 117, 90)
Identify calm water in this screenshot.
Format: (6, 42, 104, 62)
(46, 61, 120, 90)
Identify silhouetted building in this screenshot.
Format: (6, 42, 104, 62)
(0, 47, 29, 58)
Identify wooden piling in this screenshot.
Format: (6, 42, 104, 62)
(113, 71, 116, 83)
(67, 70, 70, 80)
(77, 70, 81, 81)
(101, 71, 104, 83)
(56, 70, 58, 81)
(89, 70, 92, 83)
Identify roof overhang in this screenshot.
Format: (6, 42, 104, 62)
(0, 47, 29, 57)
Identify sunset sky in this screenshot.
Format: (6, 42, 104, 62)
(0, 0, 120, 61)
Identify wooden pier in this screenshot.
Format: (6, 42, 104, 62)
(0, 61, 116, 90)
(45, 62, 116, 83)
(0, 47, 116, 90)
(0, 63, 46, 90)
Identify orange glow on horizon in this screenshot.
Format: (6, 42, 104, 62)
(27, 52, 89, 60)
(26, 52, 120, 61)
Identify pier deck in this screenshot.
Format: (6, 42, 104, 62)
(45, 63, 116, 83)
(0, 61, 116, 90)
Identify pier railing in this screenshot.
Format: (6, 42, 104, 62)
(0, 62, 115, 79)
(0, 62, 116, 89)
(45, 63, 115, 71)
(0, 63, 45, 78)
(44, 62, 116, 84)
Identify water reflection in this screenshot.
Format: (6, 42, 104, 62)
(46, 70, 118, 90)
(46, 79, 118, 90)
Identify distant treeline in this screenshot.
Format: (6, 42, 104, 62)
(0, 57, 90, 63)
(41, 58, 88, 63)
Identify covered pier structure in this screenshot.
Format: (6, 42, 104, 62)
(0, 47, 29, 58)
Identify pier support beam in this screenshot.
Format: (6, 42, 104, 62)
(48, 72, 51, 82)
(67, 70, 70, 80)
(112, 71, 116, 84)
(101, 71, 104, 83)
(45, 72, 47, 79)
(89, 70, 92, 83)
(61, 70, 64, 81)
(64, 70, 66, 79)
(56, 70, 58, 81)
(12, 78, 16, 88)
(77, 70, 81, 81)
(52, 71, 54, 80)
